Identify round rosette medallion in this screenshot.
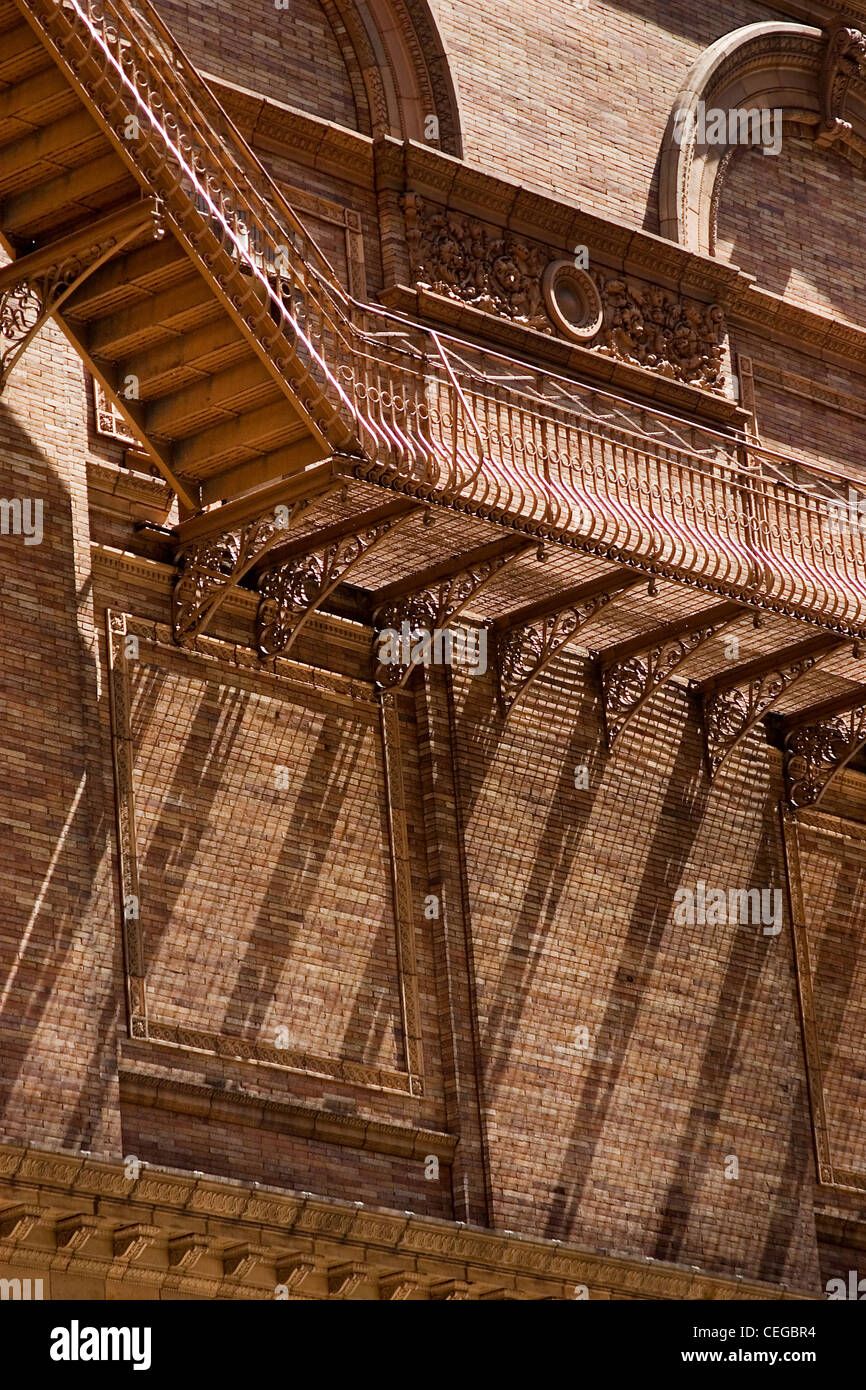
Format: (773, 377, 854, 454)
(542, 259, 604, 342)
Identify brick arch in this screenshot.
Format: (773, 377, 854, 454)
(322, 0, 463, 154)
(659, 21, 835, 253)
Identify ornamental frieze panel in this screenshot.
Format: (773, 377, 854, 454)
(403, 194, 727, 392)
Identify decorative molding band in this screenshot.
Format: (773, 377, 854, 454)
(119, 1069, 453, 1159)
(107, 612, 147, 1040)
(816, 23, 866, 146)
(106, 613, 424, 1097)
(751, 359, 866, 425)
(379, 691, 424, 1086)
(0, 1143, 815, 1300)
(660, 23, 825, 253)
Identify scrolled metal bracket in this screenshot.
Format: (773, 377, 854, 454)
(699, 635, 844, 781)
(776, 685, 866, 809)
(597, 601, 744, 749)
(173, 501, 314, 646)
(373, 539, 532, 691)
(255, 502, 420, 658)
(497, 571, 646, 719)
(0, 199, 164, 394)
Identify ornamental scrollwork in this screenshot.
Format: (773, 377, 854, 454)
(173, 508, 299, 646)
(600, 612, 740, 747)
(785, 703, 866, 808)
(404, 194, 727, 392)
(816, 25, 866, 148)
(256, 510, 416, 658)
(703, 643, 839, 780)
(374, 547, 526, 690)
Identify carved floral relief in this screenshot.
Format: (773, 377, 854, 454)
(404, 193, 727, 391)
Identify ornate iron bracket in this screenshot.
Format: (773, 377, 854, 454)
(0, 199, 164, 394)
(255, 502, 421, 658)
(495, 571, 645, 717)
(778, 685, 866, 808)
(172, 464, 342, 644)
(816, 24, 866, 147)
(172, 503, 315, 646)
(698, 634, 844, 780)
(596, 601, 744, 749)
(372, 538, 533, 690)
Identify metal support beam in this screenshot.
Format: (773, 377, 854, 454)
(0, 198, 163, 393)
(171, 464, 343, 646)
(596, 601, 745, 748)
(774, 683, 866, 809)
(698, 634, 845, 780)
(372, 537, 534, 691)
(255, 501, 421, 657)
(494, 570, 646, 717)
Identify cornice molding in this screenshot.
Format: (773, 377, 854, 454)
(0, 1143, 815, 1300)
(210, 79, 866, 376)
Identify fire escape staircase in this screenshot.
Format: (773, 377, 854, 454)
(3, 0, 866, 804)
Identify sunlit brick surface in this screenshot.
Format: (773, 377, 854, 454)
(4, 0, 866, 1302)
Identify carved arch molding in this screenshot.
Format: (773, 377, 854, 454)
(660, 20, 866, 253)
(320, 0, 462, 154)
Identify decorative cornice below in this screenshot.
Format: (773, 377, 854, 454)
(119, 1068, 454, 1160)
(0, 1143, 815, 1301)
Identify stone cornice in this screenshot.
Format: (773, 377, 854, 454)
(377, 138, 747, 305)
(0, 1143, 815, 1300)
(731, 282, 866, 375)
(205, 73, 375, 191)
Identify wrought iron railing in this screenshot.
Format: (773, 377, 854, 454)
(18, 0, 866, 634)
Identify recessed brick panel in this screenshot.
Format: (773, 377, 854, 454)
(129, 647, 404, 1072)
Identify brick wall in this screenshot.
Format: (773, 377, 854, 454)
(153, 0, 359, 129)
(718, 138, 866, 323)
(430, 0, 786, 227)
(5, 0, 866, 1299)
(0, 300, 122, 1159)
(449, 654, 819, 1287)
(734, 331, 866, 479)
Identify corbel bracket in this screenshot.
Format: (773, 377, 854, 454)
(0, 199, 164, 393)
(171, 464, 341, 646)
(494, 570, 646, 718)
(596, 601, 745, 749)
(698, 633, 844, 780)
(816, 24, 866, 148)
(773, 683, 866, 809)
(255, 501, 421, 657)
(372, 537, 534, 690)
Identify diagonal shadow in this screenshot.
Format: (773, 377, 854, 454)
(755, 832, 866, 1285)
(652, 789, 783, 1266)
(133, 669, 247, 952)
(544, 723, 710, 1238)
(219, 712, 376, 1053)
(473, 683, 605, 1095)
